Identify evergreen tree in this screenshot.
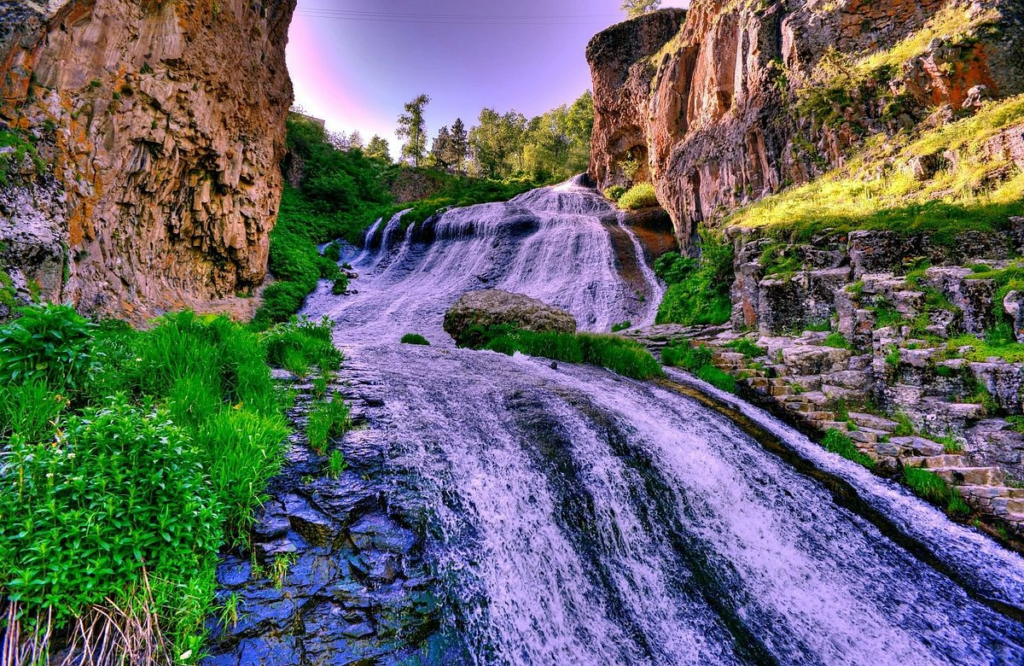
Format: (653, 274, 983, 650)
(449, 118, 469, 174)
(622, 0, 661, 17)
(430, 126, 453, 172)
(365, 135, 392, 163)
(396, 94, 431, 167)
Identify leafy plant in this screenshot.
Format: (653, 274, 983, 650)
(654, 232, 735, 327)
(604, 185, 627, 202)
(617, 182, 659, 210)
(0, 303, 97, 390)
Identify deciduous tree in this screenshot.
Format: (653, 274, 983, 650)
(396, 94, 431, 167)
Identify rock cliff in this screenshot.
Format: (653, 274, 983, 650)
(588, 0, 1024, 251)
(0, 0, 296, 322)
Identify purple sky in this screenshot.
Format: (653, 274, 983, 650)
(287, 0, 688, 157)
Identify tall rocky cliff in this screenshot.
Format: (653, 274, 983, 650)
(0, 0, 296, 322)
(588, 0, 1024, 251)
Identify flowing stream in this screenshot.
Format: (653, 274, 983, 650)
(303, 177, 1024, 665)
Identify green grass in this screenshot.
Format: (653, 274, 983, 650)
(0, 305, 342, 661)
(904, 467, 972, 518)
(0, 128, 45, 185)
(617, 182, 659, 210)
(611, 320, 633, 333)
(821, 428, 876, 469)
(473, 327, 663, 380)
(729, 95, 1024, 246)
(662, 342, 736, 393)
(725, 338, 765, 358)
(401, 333, 431, 345)
(654, 232, 735, 327)
(893, 412, 916, 437)
(306, 396, 351, 455)
(823, 332, 852, 349)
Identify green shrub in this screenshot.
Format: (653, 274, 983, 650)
(611, 321, 632, 333)
(654, 232, 735, 326)
(0, 303, 97, 390)
(332, 276, 349, 295)
(904, 467, 971, 518)
(0, 398, 221, 624)
(821, 428, 876, 469)
(476, 328, 663, 380)
(604, 185, 627, 202)
(725, 338, 765, 358)
(401, 333, 431, 345)
(617, 182, 659, 210)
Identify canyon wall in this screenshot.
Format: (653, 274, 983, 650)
(588, 0, 1024, 252)
(0, 0, 296, 322)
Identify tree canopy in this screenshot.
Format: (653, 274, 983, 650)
(622, 0, 662, 18)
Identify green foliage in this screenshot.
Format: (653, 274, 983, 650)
(903, 467, 971, 518)
(327, 450, 347, 480)
(401, 333, 431, 346)
(0, 303, 97, 390)
(0, 306, 309, 654)
(662, 342, 737, 393)
(472, 327, 663, 380)
(604, 185, 627, 202)
(611, 321, 633, 333)
(0, 128, 45, 186)
(307, 397, 351, 455)
(0, 398, 221, 623)
(617, 182, 660, 210)
(655, 233, 735, 327)
(822, 428, 876, 469)
(893, 412, 916, 437)
(823, 332, 852, 350)
(392, 173, 539, 228)
(725, 338, 765, 358)
(397, 94, 431, 166)
(332, 276, 349, 296)
(263, 316, 342, 376)
(323, 241, 342, 262)
(622, 0, 661, 18)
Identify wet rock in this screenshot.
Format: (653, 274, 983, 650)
(349, 514, 418, 554)
(444, 289, 577, 346)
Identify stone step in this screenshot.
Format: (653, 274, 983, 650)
(1005, 513, 1024, 526)
(993, 497, 1024, 516)
(904, 455, 968, 469)
(932, 466, 1006, 487)
(814, 421, 850, 432)
(806, 411, 836, 423)
(847, 412, 898, 432)
(887, 436, 944, 457)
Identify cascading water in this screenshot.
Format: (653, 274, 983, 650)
(303, 177, 1024, 665)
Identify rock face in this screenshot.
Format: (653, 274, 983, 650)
(588, 1, 1024, 252)
(443, 290, 577, 347)
(0, 0, 296, 322)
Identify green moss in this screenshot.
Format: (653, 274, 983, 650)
(823, 332, 852, 350)
(401, 333, 431, 346)
(0, 129, 45, 186)
(725, 338, 765, 358)
(479, 328, 663, 380)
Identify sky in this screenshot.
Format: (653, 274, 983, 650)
(286, 0, 689, 158)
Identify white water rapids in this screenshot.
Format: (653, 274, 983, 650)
(303, 177, 1024, 665)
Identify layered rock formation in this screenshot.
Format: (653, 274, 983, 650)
(0, 0, 296, 322)
(588, 0, 1024, 252)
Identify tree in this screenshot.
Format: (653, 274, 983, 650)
(365, 135, 392, 163)
(396, 94, 431, 167)
(348, 131, 364, 150)
(430, 126, 453, 172)
(469, 108, 528, 178)
(449, 118, 469, 175)
(622, 0, 661, 18)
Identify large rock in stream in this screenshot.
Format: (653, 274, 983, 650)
(443, 289, 577, 347)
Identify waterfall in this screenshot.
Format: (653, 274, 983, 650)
(302, 178, 1024, 665)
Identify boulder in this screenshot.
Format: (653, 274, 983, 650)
(444, 290, 577, 347)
